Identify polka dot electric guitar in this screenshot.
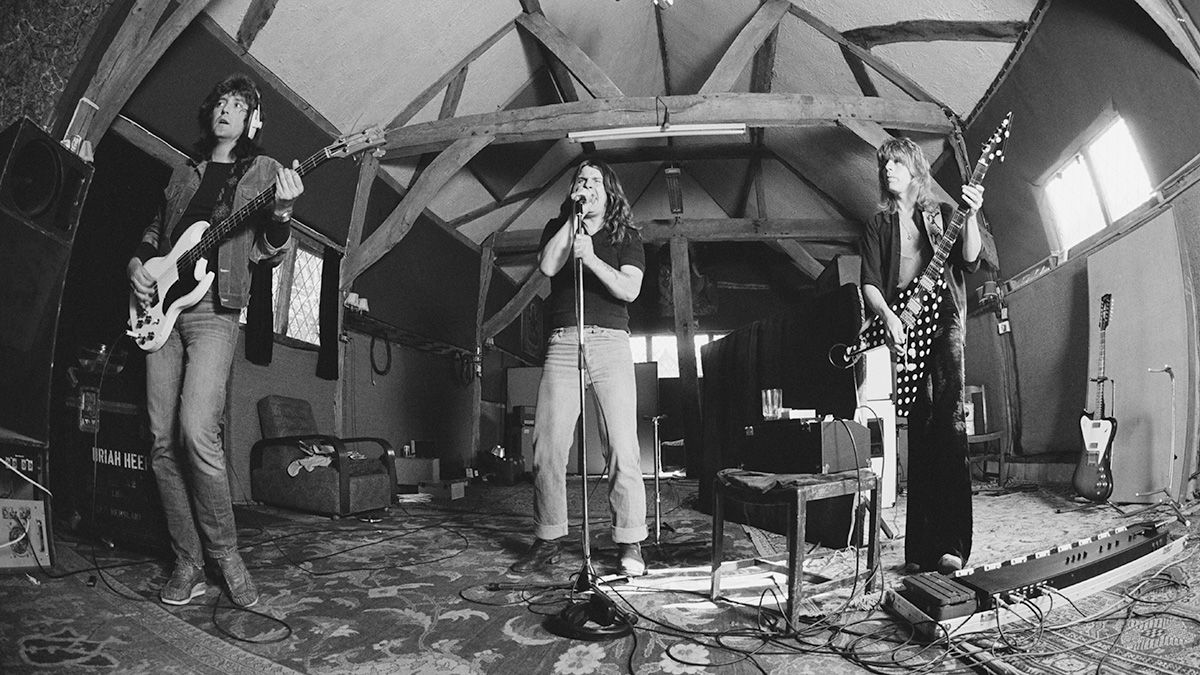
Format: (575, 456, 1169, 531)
(830, 112, 1011, 417)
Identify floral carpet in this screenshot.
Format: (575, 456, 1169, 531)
(2, 477, 1199, 674)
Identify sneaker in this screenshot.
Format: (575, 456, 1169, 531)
(617, 543, 646, 577)
(510, 538, 562, 574)
(215, 552, 259, 608)
(937, 554, 964, 574)
(160, 562, 206, 605)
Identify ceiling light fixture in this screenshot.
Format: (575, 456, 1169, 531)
(568, 123, 746, 143)
(664, 166, 684, 214)
(568, 96, 746, 143)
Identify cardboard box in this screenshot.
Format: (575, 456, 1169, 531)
(419, 478, 467, 501)
(395, 457, 439, 486)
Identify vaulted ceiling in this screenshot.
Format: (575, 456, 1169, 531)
(177, 0, 1047, 285)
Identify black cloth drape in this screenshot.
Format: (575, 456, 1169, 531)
(245, 262, 274, 365)
(316, 245, 342, 380)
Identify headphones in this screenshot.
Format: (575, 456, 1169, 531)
(247, 104, 263, 139)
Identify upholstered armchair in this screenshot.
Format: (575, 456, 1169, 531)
(250, 395, 397, 517)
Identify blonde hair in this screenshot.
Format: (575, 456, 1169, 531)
(877, 137, 937, 214)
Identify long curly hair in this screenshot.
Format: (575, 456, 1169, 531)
(193, 73, 264, 161)
(570, 159, 638, 245)
(877, 137, 938, 215)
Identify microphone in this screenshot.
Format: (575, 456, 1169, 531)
(571, 192, 588, 212)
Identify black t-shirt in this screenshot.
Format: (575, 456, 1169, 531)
(539, 216, 645, 331)
(172, 162, 235, 260)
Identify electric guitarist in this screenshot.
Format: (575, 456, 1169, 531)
(124, 74, 302, 608)
(1073, 294, 1115, 503)
(860, 136, 996, 576)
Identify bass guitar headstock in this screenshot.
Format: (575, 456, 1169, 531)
(326, 126, 386, 159)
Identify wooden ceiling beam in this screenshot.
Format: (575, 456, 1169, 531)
(504, 138, 581, 197)
(749, 22, 780, 95)
(236, 0, 278, 49)
(771, 240, 825, 279)
(519, 0, 583, 102)
(382, 94, 953, 157)
(388, 20, 516, 129)
(843, 20, 1026, 48)
(737, 154, 761, 217)
(515, 12, 624, 99)
(840, 45, 879, 98)
(440, 66, 469, 119)
(475, 155, 577, 242)
(1135, 0, 1200, 80)
(85, 0, 170, 109)
(343, 136, 494, 286)
(480, 269, 549, 340)
(341, 151, 379, 290)
(700, 0, 791, 94)
(654, 2, 674, 95)
(78, 0, 212, 145)
(374, 168, 481, 252)
(446, 187, 542, 229)
(786, 4, 942, 105)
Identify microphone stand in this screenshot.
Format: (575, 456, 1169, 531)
(545, 199, 634, 641)
(1124, 365, 1189, 526)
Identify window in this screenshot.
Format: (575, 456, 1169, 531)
(1044, 117, 1153, 253)
(631, 333, 725, 378)
(239, 239, 325, 346)
(285, 245, 324, 344)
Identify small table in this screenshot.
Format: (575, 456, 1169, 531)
(710, 467, 880, 627)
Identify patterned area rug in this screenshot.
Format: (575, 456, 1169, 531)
(0, 545, 298, 674)
(3, 477, 1199, 674)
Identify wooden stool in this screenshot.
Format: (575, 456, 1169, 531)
(710, 468, 880, 626)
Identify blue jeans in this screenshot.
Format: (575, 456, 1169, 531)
(146, 300, 241, 565)
(533, 326, 647, 544)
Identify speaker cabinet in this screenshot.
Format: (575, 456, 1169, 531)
(0, 117, 93, 445)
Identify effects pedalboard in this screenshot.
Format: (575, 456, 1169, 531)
(898, 521, 1172, 621)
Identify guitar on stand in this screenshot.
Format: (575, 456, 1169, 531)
(127, 127, 385, 352)
(829, 112, 1012, 417)
(1073, 293, 1116, 503)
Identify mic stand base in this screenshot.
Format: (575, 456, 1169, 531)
(544, 582, 635, 642)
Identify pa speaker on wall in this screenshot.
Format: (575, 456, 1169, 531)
(0, 117, 93, 444)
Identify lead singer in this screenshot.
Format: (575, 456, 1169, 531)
(510, 160, 648, 577)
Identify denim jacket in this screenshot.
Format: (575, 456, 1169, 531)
(139, 155, 289, 310)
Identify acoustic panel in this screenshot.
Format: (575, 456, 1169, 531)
(1086, 210, 1190, 503)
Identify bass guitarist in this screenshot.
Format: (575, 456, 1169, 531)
(859, 137, 994, 575)
(125, 74, 303, 607)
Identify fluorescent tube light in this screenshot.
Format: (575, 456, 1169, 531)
(567, 122, 746, 143)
